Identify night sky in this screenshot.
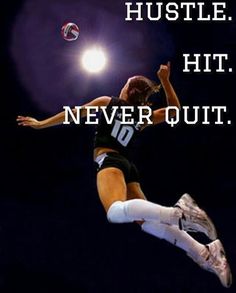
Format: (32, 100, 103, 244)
(2, 0, 236, 292)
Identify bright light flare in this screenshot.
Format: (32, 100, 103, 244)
(81, 47, 107, 73)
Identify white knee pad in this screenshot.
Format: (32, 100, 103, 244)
(107, 201, 131, 223)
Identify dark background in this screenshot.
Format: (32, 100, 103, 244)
(1, 0, 236, 292)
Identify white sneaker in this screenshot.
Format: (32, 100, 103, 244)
(188, 239, 232, 288)
(175, 193, 217, 240)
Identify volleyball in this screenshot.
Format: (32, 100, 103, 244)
(61, 22, 79, 41)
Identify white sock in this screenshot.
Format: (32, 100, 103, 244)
(142, 221, 206, 257)
(107, 200, 182, 226)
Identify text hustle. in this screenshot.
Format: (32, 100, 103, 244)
(125, 2, 232, 22)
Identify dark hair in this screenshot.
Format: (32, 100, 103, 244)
(126, 76, 161, 106)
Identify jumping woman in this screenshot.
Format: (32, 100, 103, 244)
(17, 62, 232, 287)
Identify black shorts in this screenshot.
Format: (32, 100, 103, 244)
(94, 152, 140, 184)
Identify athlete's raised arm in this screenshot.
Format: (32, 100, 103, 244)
(17, 96, 111, 129)
(151, 62, 181, 125)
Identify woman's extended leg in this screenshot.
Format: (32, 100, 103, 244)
(97, 175, 231, 287)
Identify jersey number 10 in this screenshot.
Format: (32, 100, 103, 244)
(111, 120, 134, 147)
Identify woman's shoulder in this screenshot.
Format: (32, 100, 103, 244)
(110, 96, 130, 106)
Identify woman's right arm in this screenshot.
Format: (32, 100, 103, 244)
(17, 111, 68, 129)
(17, 96, 111, 129)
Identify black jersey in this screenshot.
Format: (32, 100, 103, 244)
(94, 97, 142, 155)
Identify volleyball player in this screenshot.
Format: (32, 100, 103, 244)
(17, 62, 232, 287)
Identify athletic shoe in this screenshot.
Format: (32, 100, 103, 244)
(188, 239, 232, 288)
(175, 193, 217, 240)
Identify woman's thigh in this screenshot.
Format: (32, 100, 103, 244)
(96, 167, 127, 212)
(127, 182, 147, 200)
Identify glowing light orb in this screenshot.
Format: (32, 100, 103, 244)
(81, 47, 107, 73)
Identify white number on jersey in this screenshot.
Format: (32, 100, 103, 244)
(111, 120, 134, 147)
